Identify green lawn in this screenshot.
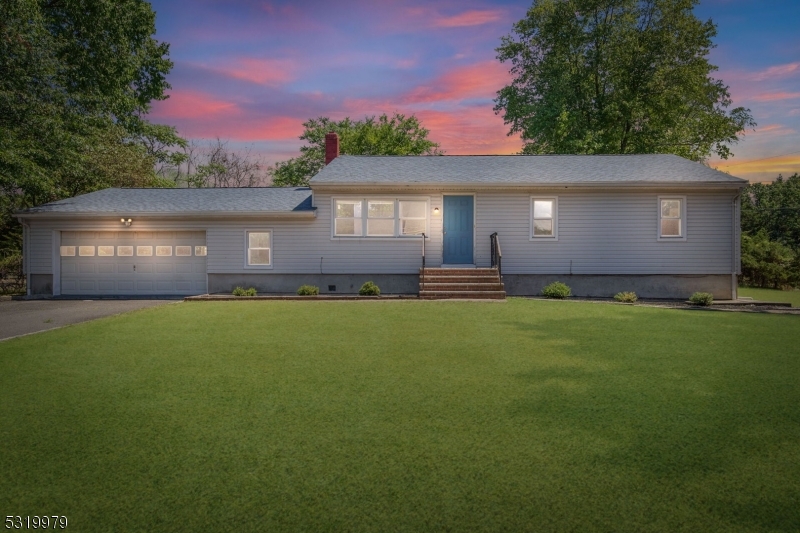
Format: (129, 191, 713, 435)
(739, 286, 800, 307)
(1, 300, 798, 532)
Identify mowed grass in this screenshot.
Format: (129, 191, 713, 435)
(1, 300, 799, 532)
(739, 286, 800, 307)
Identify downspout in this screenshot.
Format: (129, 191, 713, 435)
(731, 192, 741, 300)
(21, 220, 31, 297)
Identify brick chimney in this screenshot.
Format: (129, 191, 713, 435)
(325, 132, 339, 165)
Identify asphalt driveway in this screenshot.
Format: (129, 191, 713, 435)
(0, 299, 176, 341)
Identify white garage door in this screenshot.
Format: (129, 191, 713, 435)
(60, 231, 207, 296)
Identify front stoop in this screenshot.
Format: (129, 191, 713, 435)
(419, 268, 506, 300)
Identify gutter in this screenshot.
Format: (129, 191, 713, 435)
(732, 191, 742, 299)
(20, 220, 31, 297)
(308, 181, 748, 191)
(15, 210, 317, 220)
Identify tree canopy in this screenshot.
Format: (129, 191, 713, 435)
(270, 113, 442, 187)
(0, 0, 182, 251)
(494, 0, 755, 160)
(738, 174, 800, 289)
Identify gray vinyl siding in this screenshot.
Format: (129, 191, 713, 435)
(474, 191, 736, 274)
(28, 226, 53, 274)
(206, 193, 442, 274)
(22, 189, 738, 279)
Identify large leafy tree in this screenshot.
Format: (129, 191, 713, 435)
(742, 174, 800, 252)
(495, 0, 755, 160)
(737, 174, 800, 289)
(271, 113, 442, 187)
(0, 0, 182, 251)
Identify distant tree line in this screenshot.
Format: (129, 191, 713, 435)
(740, 174, 800, 289)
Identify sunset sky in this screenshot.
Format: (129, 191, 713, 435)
(147, 0, 800, 183)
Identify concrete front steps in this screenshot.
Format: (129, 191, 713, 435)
(419, 267, 506, 300)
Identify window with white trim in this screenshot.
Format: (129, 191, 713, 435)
(335, 200, 363, 236)
(195, 246, 207, 257)
(659, 197, 685, 239)
(399, 201, 427, 235)
(333, 198, 429, 237)
(247, 231, 271, 266)
(367, 201, 395, 236)
(530, 197, 557, 239)
(60, 246, 76, 257)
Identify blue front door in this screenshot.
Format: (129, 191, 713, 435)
(443, 195, 474, 264)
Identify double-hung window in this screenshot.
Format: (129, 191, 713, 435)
(531, 197, 557, 239)
(334, 198, 428, 237)
(658, 197, 686, 240)
(246, 231, 271, 266)
(399, 201, 427, 235)
(335, 200, 363, 236)
(367, 201, 395, 236)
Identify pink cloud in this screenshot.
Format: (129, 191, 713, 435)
(434, 9, 504, 28)
(402, 61, 510, 104)
(752, 91, 800, 102)
(753, 124, 796, 136)
(150, 90, 304, 141)
(414, 108, 521, 154)
(151, 90, 241, 119)
(401, 7, 506, 30)
(216, 58, 295, 86)
(751, 62, 800, 81)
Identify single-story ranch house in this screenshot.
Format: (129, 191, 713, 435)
(16, 134, 746, 299)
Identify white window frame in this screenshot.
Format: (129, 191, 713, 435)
(530, 196, 558, 240)
(244, 229, 273, 269)
(331, 197, 430, 239)
(366, 199, 396, 237)
(657, 196, 687, 241)
(399, 199, 429, 237)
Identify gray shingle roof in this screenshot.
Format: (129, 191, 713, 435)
(309, 154, 746, 186)
(18, 187, 314, 216)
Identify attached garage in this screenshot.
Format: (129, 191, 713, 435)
(16, 187, 317, 297)
(60, 231, 207, 296)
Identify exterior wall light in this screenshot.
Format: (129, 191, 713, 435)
(120, 218, 132, 226)
(433, 207, 440, 216)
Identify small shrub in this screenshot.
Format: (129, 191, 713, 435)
(297, 285, 319, 296)
(614, 291, 638, 303)
(689, 292, 713, 306)
(232, 286, 257, 296)
(541, 281, 571, 299)
(359, 281, 381, 296)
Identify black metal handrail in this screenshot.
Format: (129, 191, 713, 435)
(490, 232, 502, 279)
(420, 233, 426, 293)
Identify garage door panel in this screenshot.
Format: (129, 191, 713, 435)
(61, 231, 206, 295)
